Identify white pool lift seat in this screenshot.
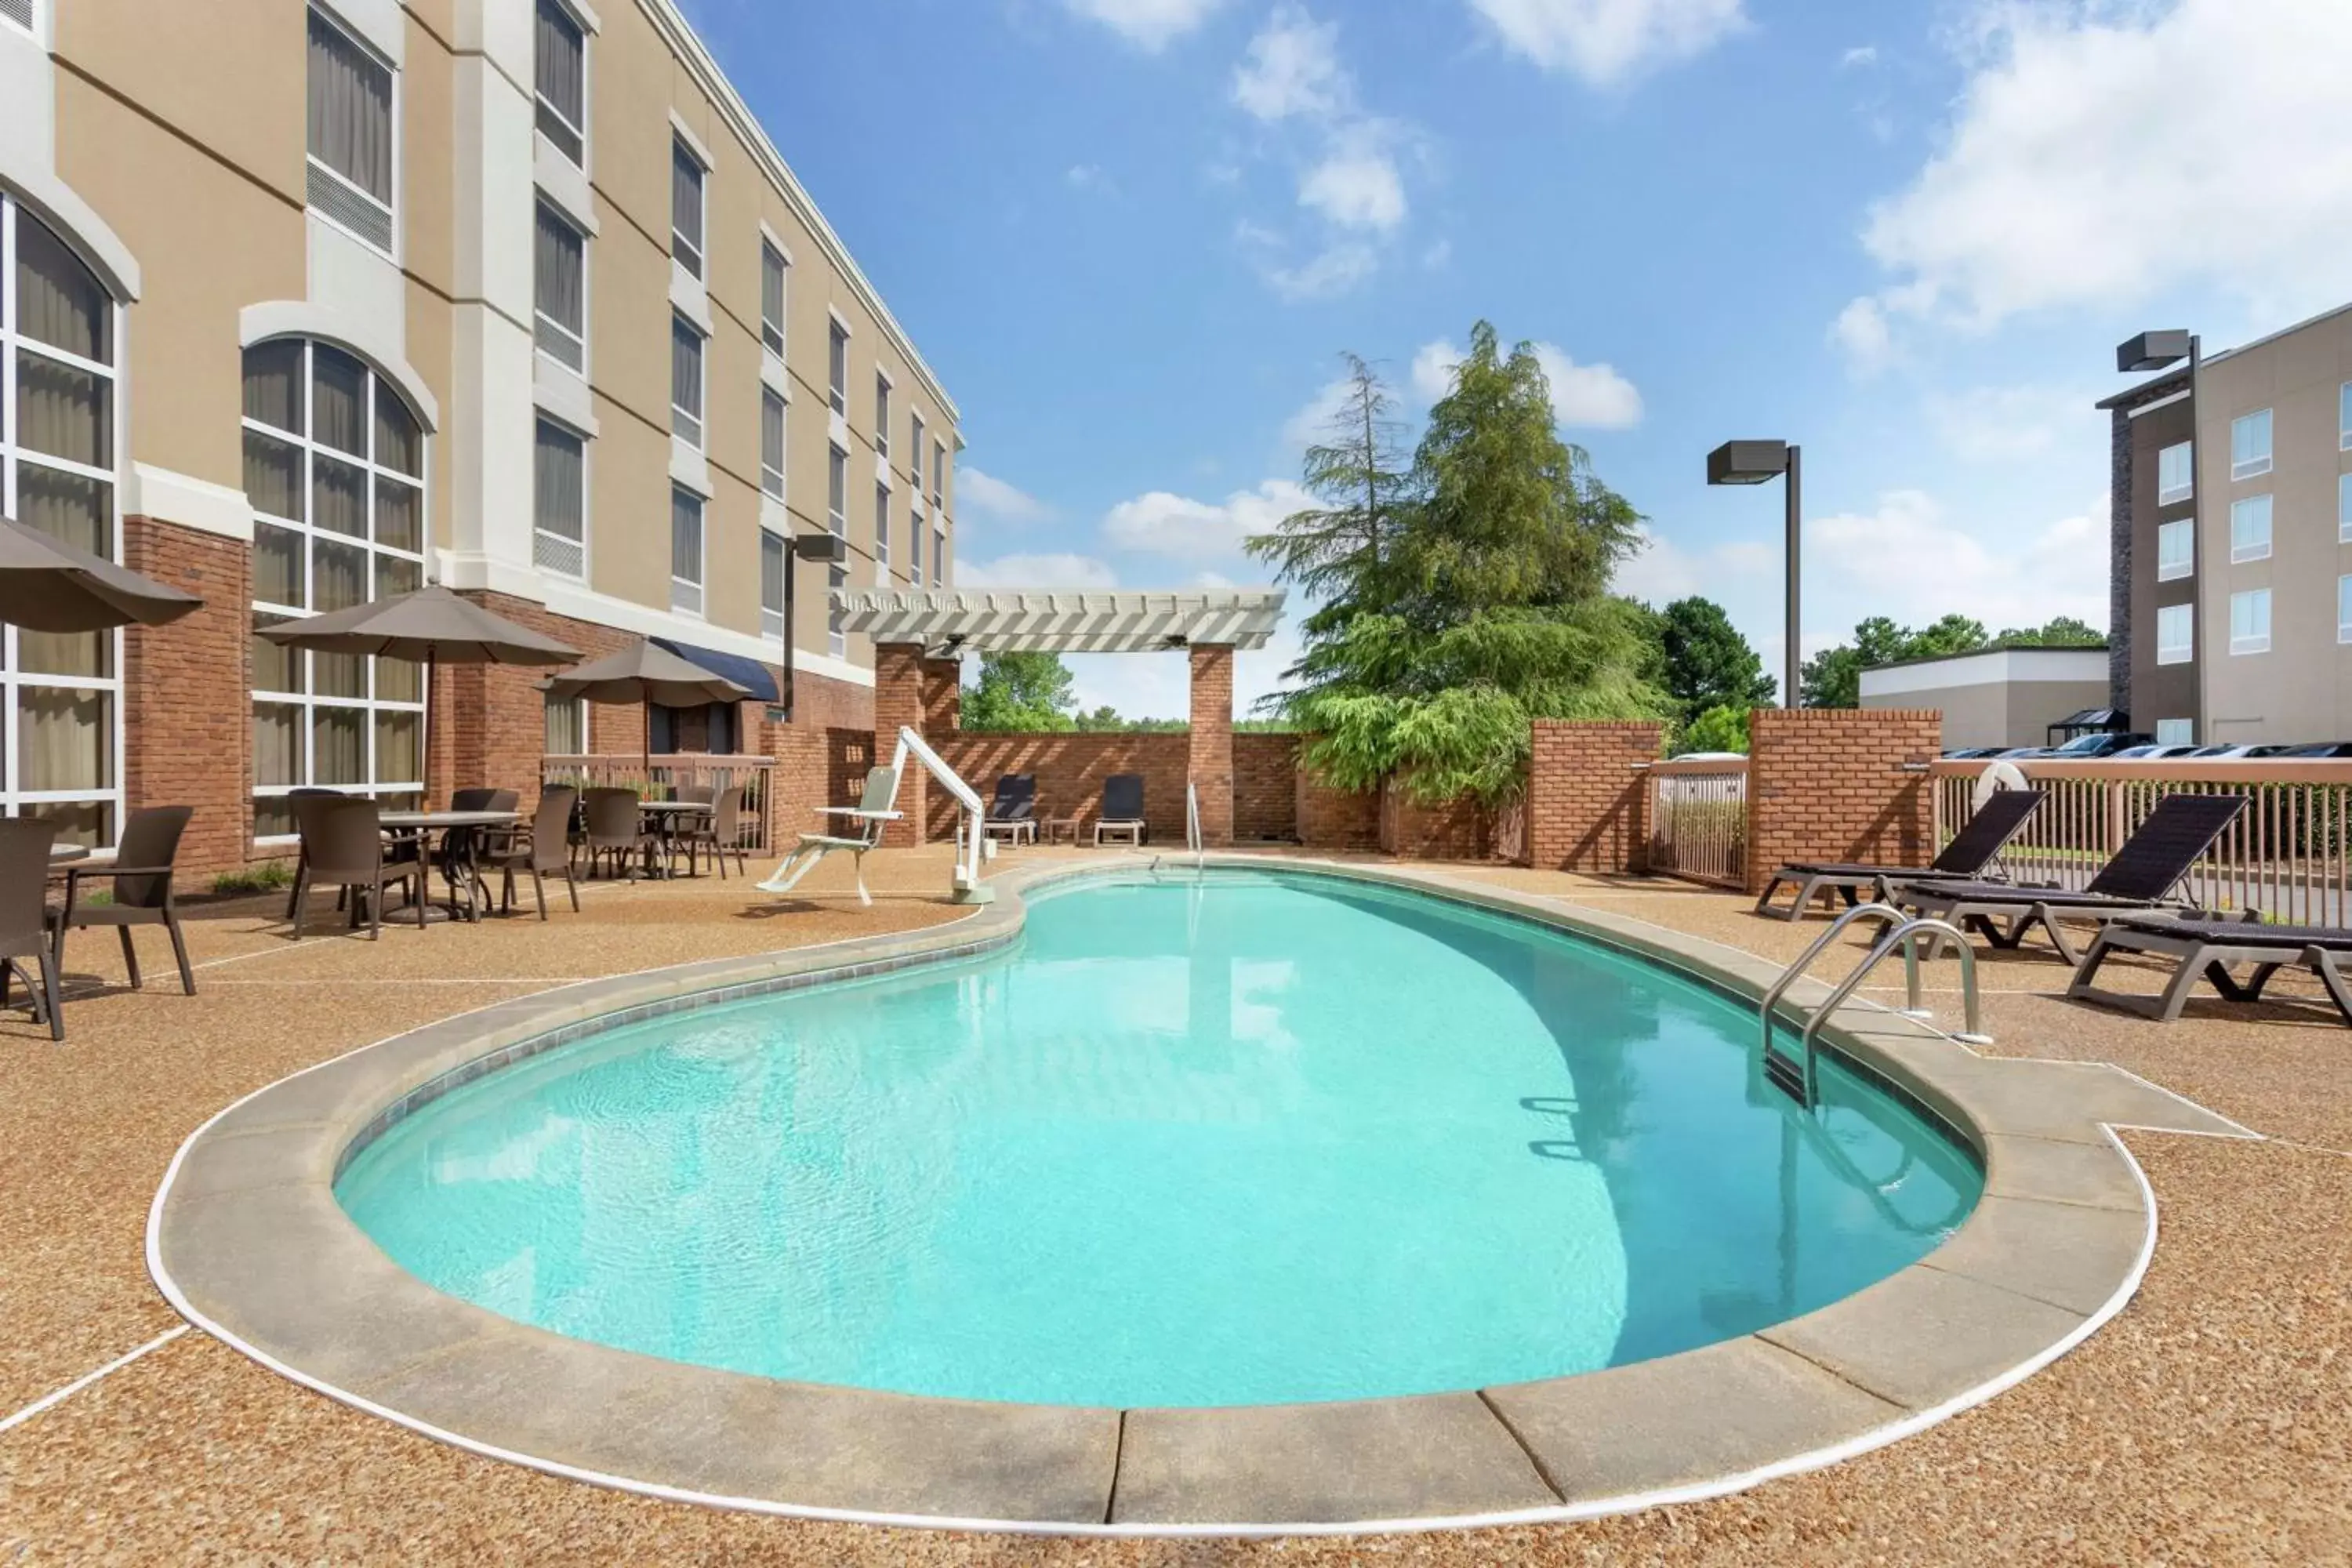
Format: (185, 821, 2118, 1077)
(757, 764, 902, 907)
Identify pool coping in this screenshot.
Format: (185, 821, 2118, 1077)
(144, 854, 2255, 1537)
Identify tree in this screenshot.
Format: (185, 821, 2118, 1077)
(1994, 615, 2103, 647)
(960, 652, 1077, 732)
(1798, 611, 2105, 707)
(1245, 354, 1414, 641)
(1655, 596, 1775, 720)
(1674, 703, 1751, 755)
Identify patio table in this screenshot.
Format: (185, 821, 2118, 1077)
(379, 810, 520, 921)
(637, 800, 713, 877)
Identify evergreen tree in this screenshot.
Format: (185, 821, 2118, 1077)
(1245, 353, 1414, 617)
(960, 652, 1077, 732)
(1655, 596, 1776, 719)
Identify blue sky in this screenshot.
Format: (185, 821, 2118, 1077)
(684, 0, 2352, 717)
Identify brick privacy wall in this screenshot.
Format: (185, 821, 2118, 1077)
(920, 658, 960, 735)
(1295, 752, 1381, 851)
(757, 715, 829, 848)
(1232, 732, 1299, 840)
(1186, 644, 1234, 847)
(872, 643, 929, 847)
(827, 727, 875, 810)
(1379, 775, 1490, 860)
(1525, 720, 1662, 873)
(1744, 708, 1942, 896)
(122, 517, 252, 880)
(933, 731, 1192, 842)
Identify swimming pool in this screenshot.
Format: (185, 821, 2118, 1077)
(336, 868, 1982, 1410)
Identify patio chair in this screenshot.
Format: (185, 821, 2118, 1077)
(1752, 787, 2046, 920)
(281, 786, 345, 920)
(581, 786, 655, 880)
(2067, 913, 2352, 1027)
(678, 786, 748, 880)
(289, 796, 421, 939)
(757, 764, 902, 907)
(0, 818, 63, 1040)
(1890, 793, 2249, 964)
(662, 783, 717, 875)
(490, 786, 581, 920)
(1094, 774, 1147, 847)
(51, 804, 196, 995)
(985, 774, 1037, 848)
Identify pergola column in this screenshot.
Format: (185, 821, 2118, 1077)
(1188, 643, 1235, 847)
(873, 641, 928, 848)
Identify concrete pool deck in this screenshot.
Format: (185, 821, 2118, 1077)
(5, 844, 2351, 1560)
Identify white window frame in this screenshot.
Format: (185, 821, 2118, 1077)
(2155, 602, 2193, 666)
(2340, 575, 2352, 646)
(874, 372, 891, 460)
(2155, 517, 2193, 582)
(932, 519, 947, 587)
(532, 0, 590, 169)
(532, 198, 586, 373)
(828, 561, 846, 658)
(670, 485, 703, 617)
(670, 311, 704, 449)
(2229, 588, 2270, 655)
(759, 240, 788, 360)
(0, 0, 37, 40)
(0, 194, 127, 847)
(931, 437, 945, 506)
(874, 481, 891, 574)
(2154, 719, 2194, 747)
(826, 443, 848, 539)
(2230, 408, 2273, 481)
(304, 5, 400, 260)
(246, 338, 430, 838)
(2156, 440, 2193, 506)
(826, 318, 848, 416)
(759, 528, 787, 641)
(2340, 381, 2351, 453)
(2340, 472, 2352, 545)
(532, 416, 587, 580)
(670, 136, 705, 281)
(2229, 493, 2271, 564)
(544, 690, 588, 754)
(760, 386, 786, 500)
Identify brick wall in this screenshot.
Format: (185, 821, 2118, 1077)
(933, 731, 1192, 842)
(872, 642, 929, 847)
(122, 517, 251, 880)
(1744, 708, 1942, 895)
(1295, 751, 1381, 851)
(1232, 732, 1299, 840)
(1379, 775, 1490, 860)
(1525, 720, 1662, 873)
(1186, 644, 1234, 847)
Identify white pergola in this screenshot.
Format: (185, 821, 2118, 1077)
(832, 587, 1286, 654)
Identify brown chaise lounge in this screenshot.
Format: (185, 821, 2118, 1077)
(1890, 792, 2249, 964)
(1753, 786, 2045, 920)
(2067, 914, 2352, 1027)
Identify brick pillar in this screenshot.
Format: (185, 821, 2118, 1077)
(873, 641, 928, 848)
(1744, 709, 1942, 895)
(1524, 720, 1664, 873)
(122, 517, 252, 881)
(1186, 644, 1234, 847)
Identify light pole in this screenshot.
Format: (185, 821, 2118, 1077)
(1707, 440, 1802, 707)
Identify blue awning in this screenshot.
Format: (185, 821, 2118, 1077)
(651, 637, 781, 703)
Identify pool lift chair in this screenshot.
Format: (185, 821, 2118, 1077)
(757, 725, 992, 906)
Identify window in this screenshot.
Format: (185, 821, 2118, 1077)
(2157, 440, 2193, 506)
(2229, 588, 2270, 654)
(826, 444, 847, 538)
(2156, 518, 2194, 581)
(0, 0, 33, 38)
(670, 314, 703, 447)
(533, 419, 585, 578)
(826, 320, 847, 416)
(533, 0, 586, 166)
(670, 137, 704, 279)
(910, 508, 924, 585)
(2230, 494, 2272, 563)
(828, 562, 846, 658)
(910, 410, 924, 485)
(2156, 602, 2192, 665)
(874, 376, 891, 459)
(875, 482, 891, 572)
(2341, 382, 2351, 452)
(670, 486, 702, 615)
(1, 196, 123, 847)
(2154, 719, 2194, 747)
(2341, 575, 2352, 645)
(931, 438, 946, 506)
(760, 242, 786, 358)
(307, 7, 397, 252)
(933, 521, 947, 587)
(760, 388, 786, 499)
(532, 201, 585, 371)
(545, 691, 586, 754)
(2230, 408, 2272, 481)
(2341, 472, 2352, 544)
(245, 337, 428, 836)
(760, 531, 786, 641)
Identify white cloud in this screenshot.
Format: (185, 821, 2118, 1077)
(1065, 622, 1306, 721)
(1806, 489, 2109, 633)
(1839, 44, 1877, 68)
(1062, 0, 1226, 50)
(1231, 4, 1345, 121)
(1065, 163, 1113, 193)
(956, 465, 1055, 524)
(1828, 296, 1896, 377)
(1280, 376, 1356, 449)
(1613, 527, 1774, 604)
(1257, 240, 1379, 302)
(955, 552, 1120, 590)
(1465, 0, 1748, 87)
(1298, 143, 1406, 232)
(1923, 383, 2099, 463)
(1421, 237, 1453, 270)
(1841, 0, 2352, 347)
(1102, 479, 1316, 560)
(1410, 337, 1643, 428)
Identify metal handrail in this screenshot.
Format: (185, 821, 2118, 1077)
(1185, 781, 1203, 871)
(1788, 916, 1990, 1102)
(1756, 902, 1918, 1063)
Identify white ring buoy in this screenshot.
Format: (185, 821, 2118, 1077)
(1973, 758, 2030, 810)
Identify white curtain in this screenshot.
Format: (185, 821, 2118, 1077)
(670, 143, 702, 264)
(310, 347, 367, 458)
(310, 708, 365, 785)
(535, 423, 584, 541)
(19, 688, 109, 791)
(14, 212, 109, 363)
(670, 319, 702, 423)
(308, 11, 393, 201)
(253, 703, 299, 785)
(671, 489, 702, 585)
(535, 205, 583, 336)
(374, 710, 419, 784)
(242, 341, 301, 431)
(535, 0, 584, 129)
(374, 478, 420, 552)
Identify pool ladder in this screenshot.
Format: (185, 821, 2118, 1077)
(1185, 781, 1203, 871)
(1757, 903, 1990, 1107)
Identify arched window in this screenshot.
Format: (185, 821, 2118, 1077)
(243, 338, 426, 837)
(1, 192, 122, 846)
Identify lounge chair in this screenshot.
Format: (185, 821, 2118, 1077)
(1891, 793, 2249, 964)
(2067, 915, 2352, 1027)
(1753, 787, 2045, 920)
(757, 764, 902, 906)
(51, 804, 196, 995)
(984, 774, 1037, 847)
(1094, 774, 1147, 847)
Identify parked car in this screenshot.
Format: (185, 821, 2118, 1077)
(2038, 731, 2155, 760)
(2206, 742, 2299, 758)
(1941, 746, 2005, 759)
(2279, 741, 2352, 758)
(2110, 743, 2209, 760)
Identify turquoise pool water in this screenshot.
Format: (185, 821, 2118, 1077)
(337, 869, 1981, 1409)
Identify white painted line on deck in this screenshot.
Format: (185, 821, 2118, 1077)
(0, 1325, 187, 1437)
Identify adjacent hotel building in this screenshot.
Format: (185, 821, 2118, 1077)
(0, 0, 955, 873)
(2101, 303, 2352, 747)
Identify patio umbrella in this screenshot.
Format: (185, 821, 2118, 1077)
(0, 514, 203, 631)
(540, 639, 752, 772)
(259, 586, 580, 802)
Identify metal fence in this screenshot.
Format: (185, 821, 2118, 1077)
(1646, 757, 1748, 888)
(541, 753, 776, 852)
(1932, 758, 2352, 925)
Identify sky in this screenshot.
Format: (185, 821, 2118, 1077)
(682, 0, 2352, 718)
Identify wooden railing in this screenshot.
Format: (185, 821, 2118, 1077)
(1932, 758, 2352, 924)
(1646, 756, 1748, 888)
(541, 753, 775, 852)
